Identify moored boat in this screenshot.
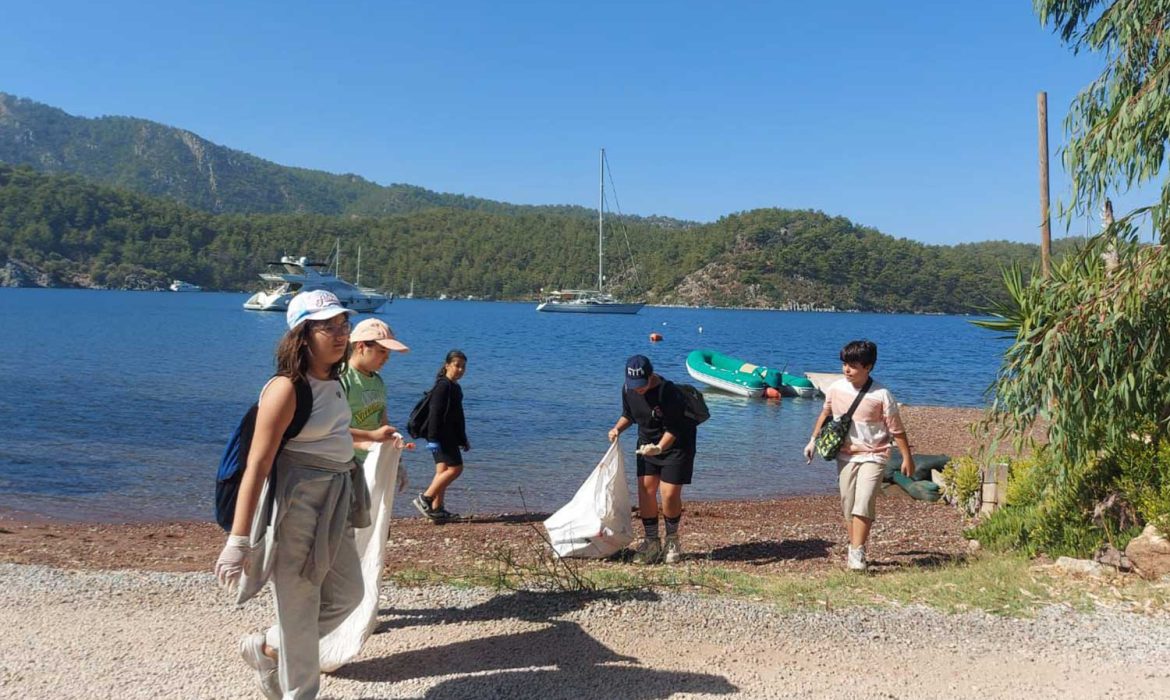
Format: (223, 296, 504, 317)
(243, 243, 389, 313)
(685, 350, 769, 397)
(778, 372, 817, 398)
(685, 349, 818, 398)
(537, 149, 643, 315)
(169, 280, 201, 292)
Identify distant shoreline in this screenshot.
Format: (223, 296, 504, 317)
(0, 286, 986, 317)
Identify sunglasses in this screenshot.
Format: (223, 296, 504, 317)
(314, 319, 352, 337)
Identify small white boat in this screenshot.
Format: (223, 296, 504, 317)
(169, 280, 202, 292)
(537, 149, 643, 315)
(244, 242, 389, 313)
(804, 372, 844, 396)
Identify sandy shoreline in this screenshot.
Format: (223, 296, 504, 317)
(0, 406, 986, 576)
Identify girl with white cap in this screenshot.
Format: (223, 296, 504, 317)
(214, 289, 370, 699)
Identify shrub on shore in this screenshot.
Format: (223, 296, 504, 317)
(968, 442, 1170, 558)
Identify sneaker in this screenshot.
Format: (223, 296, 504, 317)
(631, 537, 662, 565)
(239, 632, 281, 700)
(847, 545, 868, 572)
(432, 506, 459, 522)
(662, 534, 683, 564)
(413, 493, 439, 520)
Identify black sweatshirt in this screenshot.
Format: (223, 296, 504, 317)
(425, 376, 468, 447)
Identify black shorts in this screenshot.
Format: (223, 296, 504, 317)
(431, 443, 464, 467)
(636, 453, 694, 485)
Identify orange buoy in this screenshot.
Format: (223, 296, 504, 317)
(764, 387, 782, 400)
(649, 332, 663, 342)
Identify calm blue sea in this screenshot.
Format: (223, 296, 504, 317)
(0, 289, 1007, 522)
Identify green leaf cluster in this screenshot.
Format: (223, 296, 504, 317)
(971, 2, 1170, 555)
(1036, 0, 1170, 234)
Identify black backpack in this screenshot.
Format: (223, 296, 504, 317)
(405, 390, 432, 439)
(675, 383, 711, 425)
(214, 378, 314, 531)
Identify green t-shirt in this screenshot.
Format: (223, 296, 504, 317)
(340, 364, 387, 462)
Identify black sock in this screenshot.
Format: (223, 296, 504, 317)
(641, 517, 659, 539)
(664, 515, 681, 536)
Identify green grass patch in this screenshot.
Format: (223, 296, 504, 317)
(386, 551, 1170, 618)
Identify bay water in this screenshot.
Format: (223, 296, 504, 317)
(0, 289, 1007, 522)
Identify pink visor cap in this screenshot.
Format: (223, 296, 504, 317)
(350, 318, 409, 352)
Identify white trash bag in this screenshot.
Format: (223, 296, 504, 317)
(543, 441, 634, 558)
(319, 440, 402, 672)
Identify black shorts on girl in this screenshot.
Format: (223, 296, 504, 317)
(636, 452, 694, 485)
(431, 443, 464, 466)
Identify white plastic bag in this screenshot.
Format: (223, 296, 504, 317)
(319, 441, 402, 672)
(543, 441, 634, 558)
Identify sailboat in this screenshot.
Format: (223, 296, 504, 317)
(536, 149, 644, 314)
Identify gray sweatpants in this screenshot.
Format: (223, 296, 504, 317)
(263, 468, 364, 699)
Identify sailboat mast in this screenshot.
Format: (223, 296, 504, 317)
(356, 245, 361, 286)
(598, 147, 605, 293)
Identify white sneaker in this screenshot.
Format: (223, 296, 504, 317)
(663, 534, 683, 564)
(240, 632, 281, 700)
(631, 537, 662, 565)
(847, 545, 868, 572)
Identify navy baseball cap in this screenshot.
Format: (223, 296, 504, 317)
(625, 354, 653, 390)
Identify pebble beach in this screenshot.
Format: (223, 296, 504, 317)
(3, 405, 1169, 698)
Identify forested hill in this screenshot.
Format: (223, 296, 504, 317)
(0, 92, 690, 227)
(0, 165, 1060, 313)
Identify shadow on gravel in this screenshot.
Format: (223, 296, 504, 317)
(867, 551, 962, 571)
(337, 620, 737, 698)
(375, 588, 660, 632)
(705, 538, 834, 565)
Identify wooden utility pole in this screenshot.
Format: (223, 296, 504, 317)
(1038, 91, 1051, 277)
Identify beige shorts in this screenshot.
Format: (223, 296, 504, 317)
(836, 459, 884, 520)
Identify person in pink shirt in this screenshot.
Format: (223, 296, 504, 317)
(804, 340, 914, 572)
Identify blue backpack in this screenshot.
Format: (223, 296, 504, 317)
(214, 378, 314, 531)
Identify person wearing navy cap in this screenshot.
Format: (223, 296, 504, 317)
(607, 355, 698, 564)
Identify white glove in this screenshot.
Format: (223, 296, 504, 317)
(637, 444, 662, 457)
(215, 534, 250, 591)
(395, 464, 409, 493)
(803, 439, 816, 464)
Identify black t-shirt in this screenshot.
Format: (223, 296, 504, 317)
(621, 379, 697, 466)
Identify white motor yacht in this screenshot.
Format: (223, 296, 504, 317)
(243, 255, 389, 313)
(168, 280, 202, 292)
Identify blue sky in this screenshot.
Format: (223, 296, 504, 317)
(1, 1, 1152, 244)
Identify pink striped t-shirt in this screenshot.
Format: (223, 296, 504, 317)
(822, 377, 905, 464)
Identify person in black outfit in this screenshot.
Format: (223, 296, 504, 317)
(413, 349, 469, 522)
(607, 355, 697, 564)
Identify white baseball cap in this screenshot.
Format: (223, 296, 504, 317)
(285, 290, 355, 330)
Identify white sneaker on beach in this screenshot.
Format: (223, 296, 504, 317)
(847, 545, 868, 572)
(663, 534, 683, 564)
(240, 632, 281, 700)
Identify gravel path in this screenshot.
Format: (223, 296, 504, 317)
(3, 563, 1168, 699)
